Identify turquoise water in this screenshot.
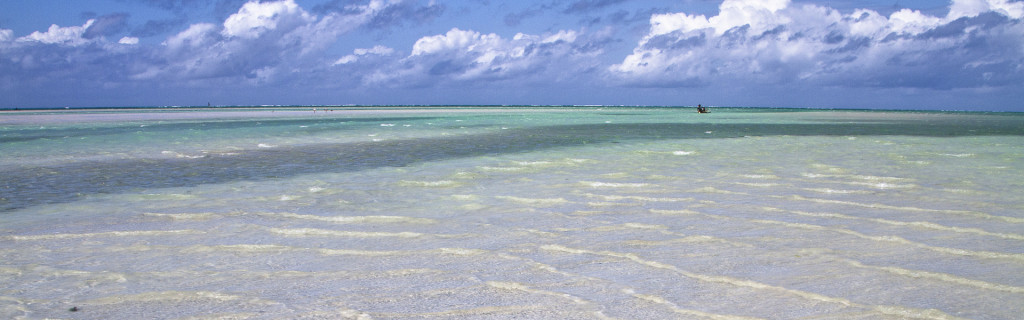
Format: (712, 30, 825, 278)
(1, 107, 1023, 319)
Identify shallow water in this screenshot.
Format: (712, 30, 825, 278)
(1, 107, 1023, 319)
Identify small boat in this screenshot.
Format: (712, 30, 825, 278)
(697, 105, 709, 113)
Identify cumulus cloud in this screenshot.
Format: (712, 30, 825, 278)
(367, 27, 599, 87)
(333, 45, 395, 65)
(118, 36, 140, 45)
(17, 20, 97, 46)
(311, 0, 444, 30)
(221, 0, 313, 39)
(0, 0, 452, 103)
(138, 0, 443, 84)
(4, 0, 1021, 108)
(0, 29, 14, 42)
(143, 0, 317, 82)
(0, 24, 145, 98)
(610, 0, 1024, 90)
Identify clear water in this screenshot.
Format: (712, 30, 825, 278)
(1, 107, 1023, 319)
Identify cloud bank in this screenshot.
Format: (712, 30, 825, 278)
(1, 0, 1022, 108)
(610, 0, 1024, 90)
(359, 28, 603, 88)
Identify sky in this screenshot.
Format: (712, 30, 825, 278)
(0, 0, 1022, 111)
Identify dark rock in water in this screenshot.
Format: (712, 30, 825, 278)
(69, 306, 79, 312)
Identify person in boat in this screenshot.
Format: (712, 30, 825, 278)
(697, 104, 708, 113)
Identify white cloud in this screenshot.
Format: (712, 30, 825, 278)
(0, 0, 450, 98)
(221, 0, 313, 39)
(17, 20, 95, 46)
(887, 9, 944, 35)
(371, 28, 591, 87)
(334, 55, 359, 65)
(949, 0, 1024, 19)
(118, 36, 140, 45)
(162, 23, 218, 53)
(145, 0, 442, 84)
(411, 28, 499, 56)
(0, 29, 13, 42)
(611, 0, 1024, 90)
(356, 45, 395, 56)
(333, 45, 395, 65)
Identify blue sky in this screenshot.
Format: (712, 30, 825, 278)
(1, 0, 1021, 110)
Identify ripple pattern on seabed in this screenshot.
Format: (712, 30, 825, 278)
(1, 109, 1023, 319)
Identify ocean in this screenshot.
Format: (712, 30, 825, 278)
(1, 107, 1022, 319)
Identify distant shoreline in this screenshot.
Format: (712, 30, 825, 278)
(1, 105, 631, 112)
(0, 106, 597, 125)
(0, 105, 1017, 114)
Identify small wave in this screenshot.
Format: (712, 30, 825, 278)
(544, 244, 961, 319)
(734, 182, 780, 187)
(160, 150, 205, 159)
(762, 206, 1024, 240)
(181, 244, 487, 257)
(258, 212, 437, 224)
(511, 160, 554, 166)
(182, 244, 293, 254)
(803, 188, 872, 194)
(487, 281, 593, 306)
(649, 209, 702, 216)
(741, 174, 778, 179)
(625, 236, 754, 248)
(6, 265, 129, 283)
(143, 212, 222, 221)
(130, 193, 197, 200)
(810, 163, 849, 173)
(264, 227, 423, 238)
(941, 153, 975, 158)
(786, 195, 1024, 223)
(750, 218, 1024, 261)
(460, 203, 489, 211)
(257, 143, 276, 148)
(84, 291, 258, 305)
(452, 171, 485, 179)
(623, 289, 761, 320)
(578, 193, 693, 203)
(495, 196, 570, 206)
(375, 305, 548, 318)
(802, 173, 909, 182)
(838, 257, 1024, 293)
(637, 150, 697, 156)
(579, 181, 650, 188)
(851, 174, 909, 182)
(598, 172, 632, 179)
(318, 247, 488, 256)
(590, 223, 668, 232)
(398, 180, 462, 188)
(942, 188, 982, 194)
(5, 229, 204, 241)
(478, 166, 526, 172)
(853, 182, 917, 189)
(586, 201, 641, 207)
(689, 187, 745, 194)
